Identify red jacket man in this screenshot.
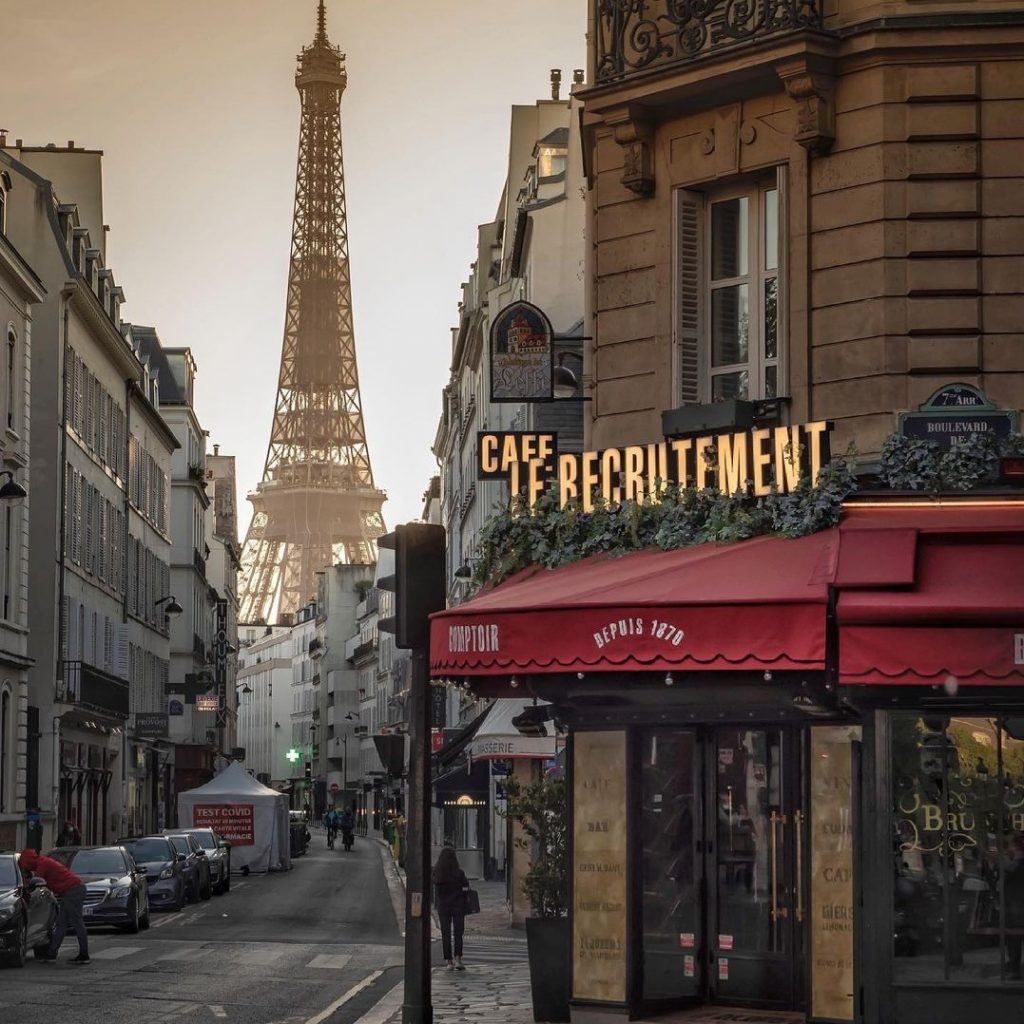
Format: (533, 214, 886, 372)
(19, 848, 90, 963)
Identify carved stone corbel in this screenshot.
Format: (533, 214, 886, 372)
(777, 61, 835, 154)
(605, 107, 655, 197)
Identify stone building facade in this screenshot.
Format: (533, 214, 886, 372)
(580, 3, 1024, 454)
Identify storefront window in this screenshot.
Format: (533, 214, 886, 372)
(892, 716, 1024, 984)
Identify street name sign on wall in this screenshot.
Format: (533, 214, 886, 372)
(899, 384, 1016, 446)
(490, 300, 553, 402)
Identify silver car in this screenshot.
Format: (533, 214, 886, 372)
(179, 828, 231, 894)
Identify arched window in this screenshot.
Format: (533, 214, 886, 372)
(0, 687, 10, 813)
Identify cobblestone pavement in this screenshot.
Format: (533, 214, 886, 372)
(372, 854, 536, 1024)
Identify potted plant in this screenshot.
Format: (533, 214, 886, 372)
(504, 773, 570, 1023)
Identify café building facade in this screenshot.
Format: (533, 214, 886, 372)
(428, 0, 1024, 1014)
(430, 487, 1024, 1024)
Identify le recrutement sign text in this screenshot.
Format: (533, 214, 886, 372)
(478, 421, 832, 511)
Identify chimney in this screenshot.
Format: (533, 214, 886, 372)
(67, 140, 75, 149)
(550, 68, 562, 101)
(573, 69, 585, 86)
(0, 130, 6, 147)
(213, 444, 220, 456)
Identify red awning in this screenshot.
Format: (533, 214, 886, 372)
(837, 503, 1024, 686)
(430, 530, 839, 676)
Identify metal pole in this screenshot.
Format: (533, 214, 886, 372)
(402, 647, 432, 1024)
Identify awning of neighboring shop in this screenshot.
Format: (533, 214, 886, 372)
(433, 760, 490, 807)
(434, 704, 493, 770)
(430, 530, 840, 676)
(466, 699, 557, 760)
(837, 502, 1024, 686)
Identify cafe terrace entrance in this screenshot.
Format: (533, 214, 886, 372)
(431, 498, 1024, 1024)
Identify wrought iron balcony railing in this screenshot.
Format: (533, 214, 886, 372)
(61, 661, 130, 720)
(595, 0, 824, 84)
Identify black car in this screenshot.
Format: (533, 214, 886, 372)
(165, 832, 211, 901)
(118, 836, 187, 911)
(47, 846, 150, 933)
(0, 852, 57, 967)
(180, 828, 231, 894)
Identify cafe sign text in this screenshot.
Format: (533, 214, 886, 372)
(478, 421, 832, 511)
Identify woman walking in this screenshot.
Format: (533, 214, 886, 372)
(432, 842, 469, 971)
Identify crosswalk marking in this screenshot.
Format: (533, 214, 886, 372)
(307, 953, 352, 969)
(91, 945, 145, 960)
(157, 946, 208, 961)
(229, 947, 282, 965)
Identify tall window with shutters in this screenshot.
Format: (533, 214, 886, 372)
(675, 170, 786, 405)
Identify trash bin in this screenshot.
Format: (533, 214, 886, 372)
(382, 822, 394, 845)
(290, 822, 310, 857)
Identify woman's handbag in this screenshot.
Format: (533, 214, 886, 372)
(463, 887, 481, 915)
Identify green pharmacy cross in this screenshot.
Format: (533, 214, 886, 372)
(286, 748, 301, 764)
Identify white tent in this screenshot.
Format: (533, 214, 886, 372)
(177, 762, 291, 873)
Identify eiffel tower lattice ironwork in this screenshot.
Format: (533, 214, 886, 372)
(239, 0, 385, 624)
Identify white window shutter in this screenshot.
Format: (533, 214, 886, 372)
(104, 617, 114, 672)
(676, 189, 704, 405)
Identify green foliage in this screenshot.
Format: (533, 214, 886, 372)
(880, 431, 1024, 492)
(502, 774, 568, 919)
(472, 430, 1024, 588)
(475, 450, 858, 588)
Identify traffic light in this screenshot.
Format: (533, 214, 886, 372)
(304, 760, 312, 780)
(377, 523, 446, 650)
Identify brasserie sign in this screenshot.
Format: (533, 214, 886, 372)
(478, 421, 832, 510)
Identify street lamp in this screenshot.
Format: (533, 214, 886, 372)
(0, 471, 27, 501)
(154, 595, 184, 618)
(553, 351, 583, 399)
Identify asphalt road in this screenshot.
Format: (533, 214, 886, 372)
(0, 834, 406, 1024)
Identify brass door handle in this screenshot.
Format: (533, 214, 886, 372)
(770, 810, 788, 921)
(794, 809, 804, 923)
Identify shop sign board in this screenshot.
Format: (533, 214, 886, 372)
(489, 301, 553, 403)
(572, 730, 627, 1003)
(809, 725, 861, 1023)
(134, 712, 168, 739)
(196, 694, 219, 712)
(478, 420, 832, 512)
(899, 384, 1016, 447)
(192, 803, 255, 847)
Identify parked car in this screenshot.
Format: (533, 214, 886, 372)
(179, 828, 231, 894)
(46, 846, 150, 934)
(0, 852, 57, 967)
(164, 832, 211, 901)
(118, 836, 187, 912)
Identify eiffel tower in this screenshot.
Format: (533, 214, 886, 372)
(239, 0, 386, 624)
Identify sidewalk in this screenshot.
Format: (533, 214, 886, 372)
(374, 847, 535, 1024)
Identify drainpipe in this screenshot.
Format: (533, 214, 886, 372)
(122, 379, 133, 832)
(53, 288, 72, 841)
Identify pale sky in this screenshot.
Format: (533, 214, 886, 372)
(1, 0, 586, 528)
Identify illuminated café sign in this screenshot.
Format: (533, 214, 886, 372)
(195, 694, 219, 712)
(477, 421, 832, 511)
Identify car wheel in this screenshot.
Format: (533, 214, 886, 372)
(122, 897, 140, 934)
(201, 875, 212, 901)
(139, 905, 151, 931)
(171, 885, 186, 912)
(223, 873, 231, 893)
(5, 916, 27, 967)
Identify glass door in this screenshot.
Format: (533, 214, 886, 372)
(708, 727, 803, 1007)
(639, 729, 704, 1005)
